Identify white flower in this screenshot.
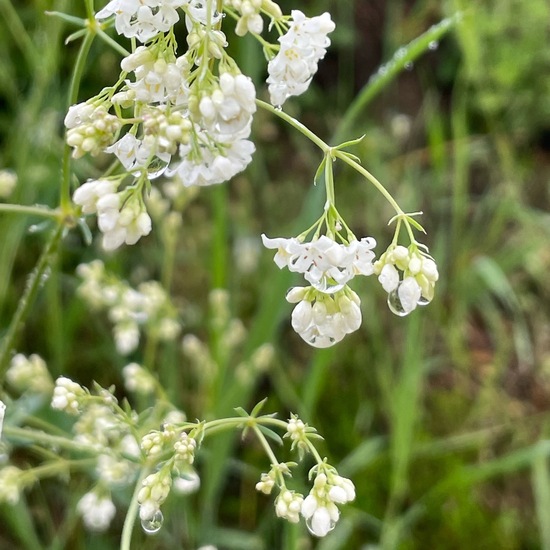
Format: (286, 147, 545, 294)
(73, 179, 118, 215)
(173, 470, 200, 494)
(96, 0, 187, 43)
(6, 353, 53, 394)
(77, 491, 117, 532)
(168, 136, 255, 186)
(51, 376, 87, 415)
(262, 234, 376, 293)
(286, 286, 362, 348)
(267, 10, 335, 106)
(65, 104, 121, 158)
(301, 471, 355, 537)
(123, 363, 156, 394)
(275, 489, 303, 523)
(374, 244, 439, 315)
(0, 466, 23, 504)
(0, 169, 17, 198)
(198, 72, 256, 138)
(138, 470, 172, 520)
(97, 193, 152, 251)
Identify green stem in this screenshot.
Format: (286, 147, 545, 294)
(4, 426, 99, 454)
(0, 223, 64, 377)
(120, 467, 150, 550)
(0, 204, 60, 219)
(253, 425, 280, 466)
(60, 28, 96, 210)
(256, 99, 330, 153)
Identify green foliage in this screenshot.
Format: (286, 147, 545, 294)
(1, 0, 550, 549)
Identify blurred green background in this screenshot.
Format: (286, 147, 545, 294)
(1, 0, 550, 548)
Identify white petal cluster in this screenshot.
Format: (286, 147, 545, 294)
(77, 491, 117, 532)
(267, 10, 335, 106)
(168, 136, 255, 187)
(96, 192, 153, 251)
(275, 489, 304, 523)
(0, 466, 23, 504)
(173, 470, 200, 494)
(138, 470, 172, 522)
(262, 234, 376, 293)
(123, 362, 157, 395)
(286, 286, 362, 348)
(121, 46, 190, 105)
(301, 472, 355, 537)
(0, 169, 17, 198)
(96, 0, 188, 43)
(73, 178, 118, 215)
(51, 376, 87, 415)
(65, 103, 121, 158)
(174, 432, 197, 464)
(6, 353, 53, 394)
(373, 244, 439, 316)
(77, 262, 180, 355)
(198, 72, 256, 138)
(97, 453, 138, 486)
(74, 404, 128, 451)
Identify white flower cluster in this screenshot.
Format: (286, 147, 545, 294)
(374, 244, 439, 316)
(51, 376, 88, 415)
(6, 353, 53, 394)
(262, 234, 376, 293)
(123, 362, 157, 395)
(224, 0, 282, 36)
(77, 491, 117, 532)
(174, 432, 197, 464)
(138, 469, 172, 529)
(263, 234, 375, 347)
(275, 489, 304, 523)
(267, 10, 335, 106)
(0, 466, 23, 504)
(0, 169, 17, 198)
(76, 260, 180, 355)
(96, 0, 187, 43)
(301, 472, 355, 537)
(65, 103, 121, 159)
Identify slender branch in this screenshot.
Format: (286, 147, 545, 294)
(0, 223, 64, 376)
(4, 426, 99, 455)
(120, 467, 150, 550)
(0, 204, 60, 219)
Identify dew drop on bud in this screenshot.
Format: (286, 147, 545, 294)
(305, 515, 336, 537)
(141, 510, 164, 535)
(417, 295, 431, 306)
(387, 288, 409, 317)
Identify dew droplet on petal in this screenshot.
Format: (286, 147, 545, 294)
(305, 515, 336, 537)
(417, 295, 431, 306)
(387, 288, 409, 317)
(141, 510, 164, 535)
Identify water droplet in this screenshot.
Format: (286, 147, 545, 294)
(417, 295, 431, 306)
(305, 515, 336, 537)
(428, 40, 439, 51)
(387, 289, 409, 317)
(141, 510, 164, 535)
(274, 105, 283, 111)
(395, 47, 406, 59)
(404, 62, 414, 71)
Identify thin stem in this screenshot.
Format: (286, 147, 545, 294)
(3, 426, 99, 455)
(256, 99, 330, 153)
(305, 439, 325, 465)
(253, 425, 280, 466)
(324, 155, 335, 206)
(0, 204, 60, 219)
(97, 28, 131, 57)
(120, 467, 150, 550)
(0, 223, 64, 377)
(60, 29, 96, 210)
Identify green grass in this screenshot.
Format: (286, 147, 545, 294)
(1, 0, 550, 549)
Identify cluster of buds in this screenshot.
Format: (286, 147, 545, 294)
(76, 260, 180, 355)
(374, 244, 439, 316)
(6, 353, 53, 394)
